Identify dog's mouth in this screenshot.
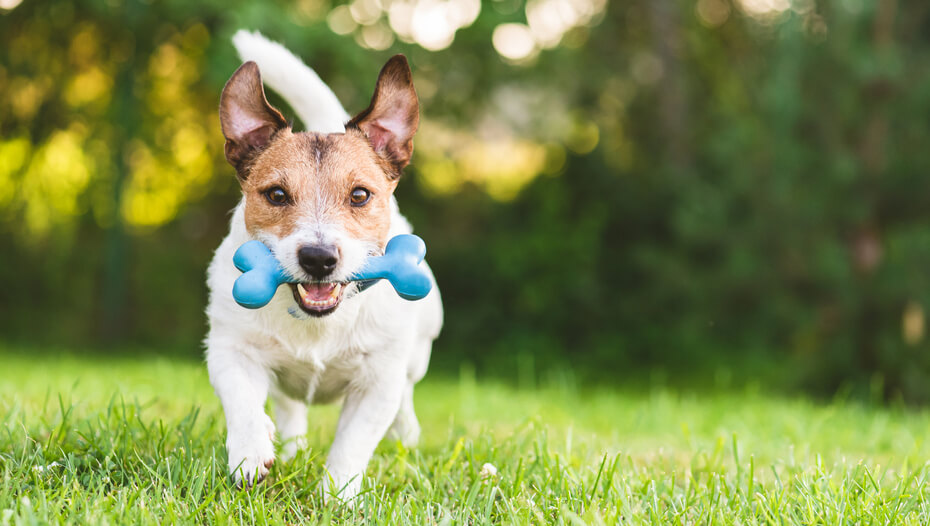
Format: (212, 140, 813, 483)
(289, 282, 348, 317)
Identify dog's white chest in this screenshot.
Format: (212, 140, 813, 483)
(271, 348, 365, 403)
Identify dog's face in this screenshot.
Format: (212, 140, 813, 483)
(219, 57, 419, 317)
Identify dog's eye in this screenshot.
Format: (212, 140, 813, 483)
(264, 187, 289, 206)
(349, 187, 371, 207)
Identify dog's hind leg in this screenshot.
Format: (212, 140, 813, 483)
(387, 339, 431, 447)
(387, 382, 420, 447)
(273, 391, 308, 462)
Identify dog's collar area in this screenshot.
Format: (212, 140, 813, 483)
(355, 279, 378, 293)
(349, 249, 383, 294)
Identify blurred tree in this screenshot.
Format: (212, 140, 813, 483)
(1, 0, 929, 400)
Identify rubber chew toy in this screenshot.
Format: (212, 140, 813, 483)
(232, 241, 294, 309)
(232, 234, 432, 309)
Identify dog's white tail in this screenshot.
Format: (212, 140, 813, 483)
(231, 30, 350, 134)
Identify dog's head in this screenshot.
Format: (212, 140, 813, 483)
(219, 56, 418, 317)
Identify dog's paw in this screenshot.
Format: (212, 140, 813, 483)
(227, 415, 276, 488)
(231, 454, 275, 488)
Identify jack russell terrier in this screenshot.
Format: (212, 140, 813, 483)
(204, 31, 443, 499)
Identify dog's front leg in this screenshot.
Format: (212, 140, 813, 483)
(207, 346, 276, 487)
(324, 371, 405, 501)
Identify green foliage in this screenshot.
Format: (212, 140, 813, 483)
(4, 351, 930, 523)
(2, 0, 930, 398)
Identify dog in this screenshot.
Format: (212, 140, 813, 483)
(204, 31, 443, 499)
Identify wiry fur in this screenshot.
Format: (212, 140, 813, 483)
(205, 33, 442, 499)
(232, 30, 350, 134)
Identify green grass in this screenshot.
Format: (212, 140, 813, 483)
(2, 350, 930, 524)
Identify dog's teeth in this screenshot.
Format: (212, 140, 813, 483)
(295, 282, 342, 309)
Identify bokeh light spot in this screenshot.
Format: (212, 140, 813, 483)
(737, 0, 790, 18)
(493, 23, 537, 61)
(359, 20, 395, 50)
(327, 5, 358, 35)
(696, 0, 731, 27)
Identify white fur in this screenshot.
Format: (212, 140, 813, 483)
(232, 30, 350, 134)
(206, 34, 443, 499)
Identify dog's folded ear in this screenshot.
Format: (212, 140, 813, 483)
(219, 61, 288, 177)
(348, 55, 419, 177)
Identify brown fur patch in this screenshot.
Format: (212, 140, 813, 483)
(221, 55, 419, 246)
(242, 129, 398, 246)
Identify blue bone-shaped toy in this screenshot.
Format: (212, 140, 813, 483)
(232, 234, 432, 309)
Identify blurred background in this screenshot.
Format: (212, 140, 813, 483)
(1, 0, 929, 400)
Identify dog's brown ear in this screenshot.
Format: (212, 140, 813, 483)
(348, 55, 419, 176)
(219, 61, 287, 176)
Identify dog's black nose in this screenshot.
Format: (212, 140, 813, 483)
(298, 245, 339, 279)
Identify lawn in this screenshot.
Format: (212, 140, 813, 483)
(2, 349, 930, 524)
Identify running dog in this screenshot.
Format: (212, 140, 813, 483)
(204, 31, 443, 499)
